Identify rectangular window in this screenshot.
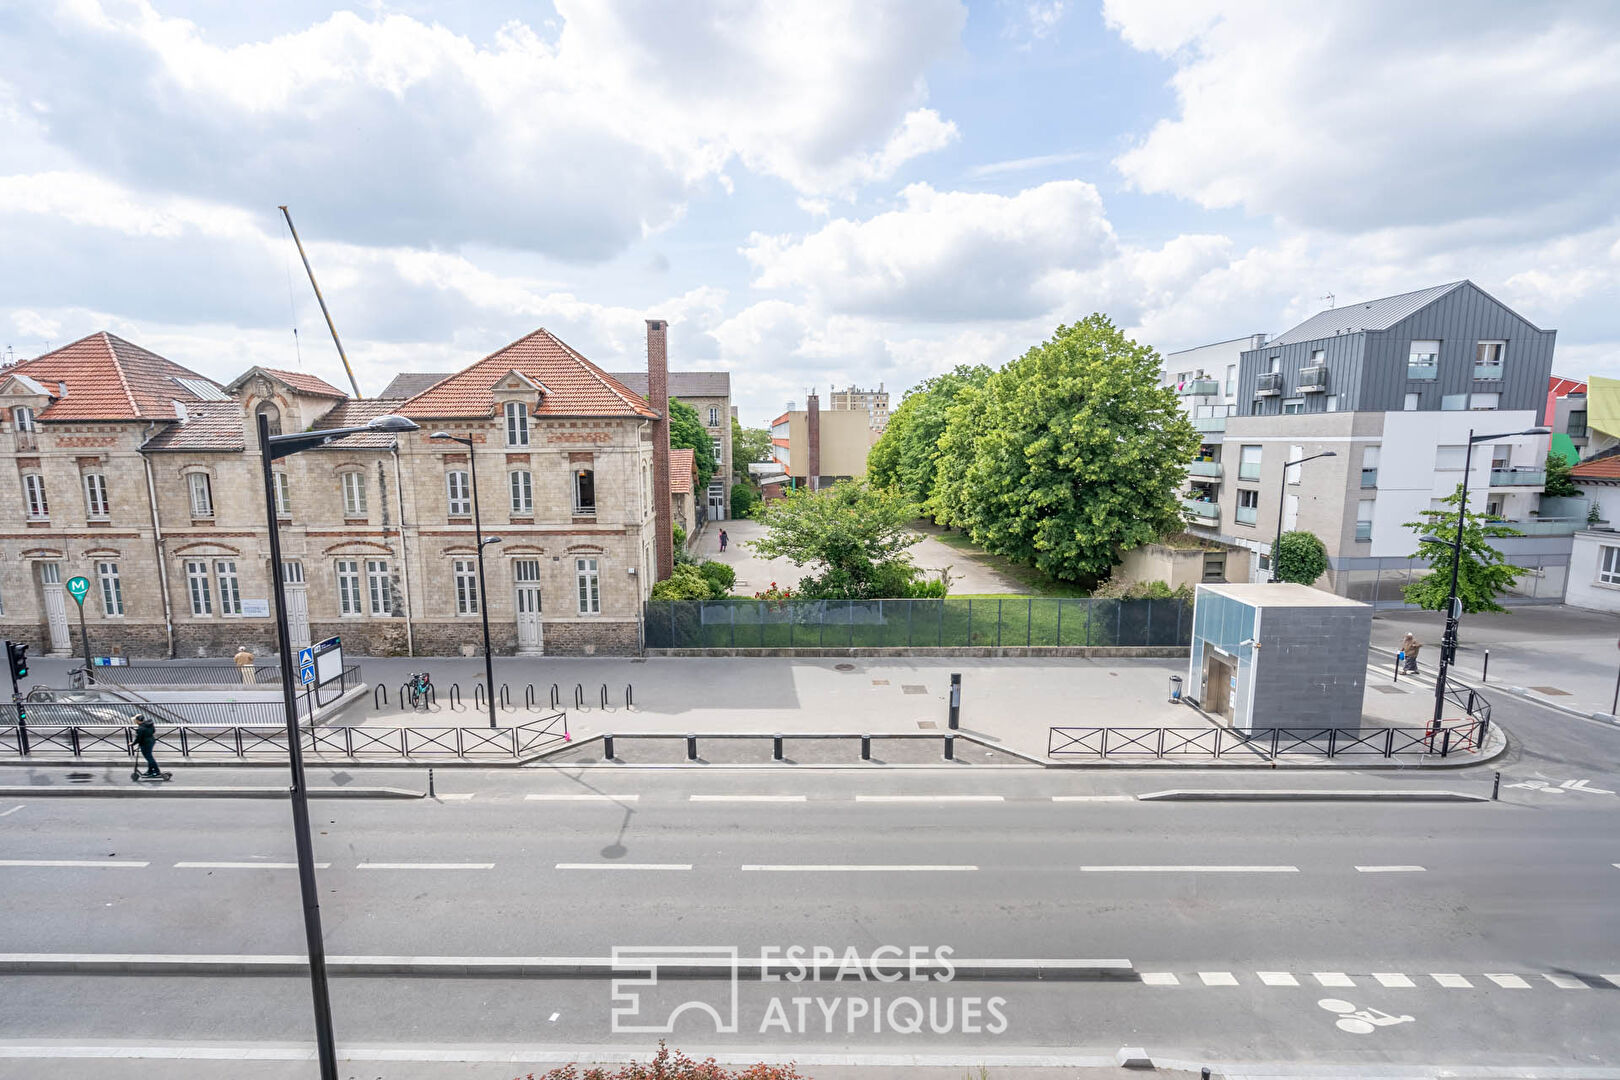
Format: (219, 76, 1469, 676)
(1570, 409, 1588, 437)
(1404, 392, 1420, 411)
(185, 561, 213, 615)
(446, 470, 471, 516)
(505, 401, 530, 447)
(574, 468, 596, 515)
(1238, 445, 1262, 481)
(1282, 398, 1304, 414)
(1600, 546, 1620, 586)
(13, 405, 36, 450)
(342, 472, 367, 517)
(1361, 446, 1380, 489)
(215, 560, 242, 616)
(1441, 393, 1468, 411)
(1470, 392, 1500, 411)
(365, 559, 391, 616)
(1201, 552, 1226, 582)
(1237, 488, 1259, 510)
(1309, 349, 1325, 363)
(453, 559, 480, 615)
(187, 472, 213, 517)
(1267, 355, 1280, 372)
(708, 406, 720, 427)
(281, 560, 305, 585)
(1474, 340, 1505, 380)
(509, 470, 533, 515)
(1408, 340, 1440, 380)
(712, 436, 723, 461)
(576, 557, 601, 614)
(1356, 498, 1375, 541)
(97, 561, 124, 616)
(23, 474, 48, 519)
(83, 473, 109, 519)
(1325, 395, 1339, 412)
(336, 560, 363, 616)
(1225, 364, 1236, 395)
(272, 472, 291, 517)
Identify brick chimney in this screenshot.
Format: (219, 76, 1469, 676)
(648, 319, 673, 580)
(806, 389, 821, 492)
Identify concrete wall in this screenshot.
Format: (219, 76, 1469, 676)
(1248, 603, 1372, 730)
(783, 409, 874, 480)
(1116, 543, 1245, 590)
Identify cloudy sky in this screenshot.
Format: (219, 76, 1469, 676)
(3, 1, 1618, 425)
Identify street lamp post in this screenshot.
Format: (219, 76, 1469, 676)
(1269, 451, 1337, 582)
(430, 432, 500, 729)
(1430, 425, 1551, 725)
(259, 409, 419, 1080)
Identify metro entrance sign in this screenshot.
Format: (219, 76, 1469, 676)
(65, 575, 92, 670)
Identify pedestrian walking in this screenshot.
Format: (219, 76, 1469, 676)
(133, 714, 162, 777)
(234, 644, 256, 685)
(1400, 633, 1421, 675)
(719, 529, 729, 553)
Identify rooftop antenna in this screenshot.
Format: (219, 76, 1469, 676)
(278, 205, 363, 399)
(1321, 293, 1336, 309)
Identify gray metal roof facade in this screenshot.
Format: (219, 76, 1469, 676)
(379, 372, 452, 400)
(607, 371, 731, 400)
(1267, 282, 1467, 346)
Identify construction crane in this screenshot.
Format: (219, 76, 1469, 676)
(279, 205, 363, 399)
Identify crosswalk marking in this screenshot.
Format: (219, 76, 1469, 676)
(1543, 973, 1589, 989)
(1432, 974, 1473, 988)
(1140, 972, 1179, 986)
(1486, 974, 1530, 989)
(1373, 973, 1415, 988)
(1256, 972, 1297, 986)
(1198, 971, 1238, 986)
(1313, 972, 1354, 987)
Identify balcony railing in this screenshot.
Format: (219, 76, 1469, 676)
(1355, 521, 1373, 541)
(1501, 517, 1600, 536)
(1298, 365, 1329, 393)
(1179, 378, 1220, 396)
(1181, 498, 1219, 521)
(1234, 506, 1258, 526)
(1187, 460, 1222, 478)
(1255, 372, 1283, 396)
(1473, 363, 1504, 381)
(1490, 467, 1545, 487)
(573, 505, 597, 516)
(1360, 468, 1378, 489)
(1407, 360, 1439, 380)
(1238, 462, 1262, 481)
(1192, 416, 1227, 433)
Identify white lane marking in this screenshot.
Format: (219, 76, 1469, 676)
(525, 794, 639, 802)
(1486, 974, 1531, 989)
(437, 793, 475, 801)
(741, 864, 977, 872)
(1431, 974, 1473, 988)
(690, 795, 806, 803)
(1355, 865, 1426, 873)
(1052, 796, 1134, 802)
(1314, 972, 1355, 987)
(1080, 865, 1298, 873)
(1140, 972, 1179, 986)
(855, 795, 1004, 803)
(1198, 971, 1239, 986)
(174, 862, 329, 870)
(1374, 973, 1416, 988)
(0, 806, 22, 817)
(0, 860, 148, 868)
(554, 863, 691, 871)
(1544, 973, 1589, 989)
(1600, 974, 1620, 988)
(1257, 972, 1298, 986)
(548, 1012, 559, 1023)
(357, 863, 494, 870)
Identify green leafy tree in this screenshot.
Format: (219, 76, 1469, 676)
(729, 482, 760, 519)
(1274, 530, 1329, 585)
(730, 418, 773, 483)
(752, 480, 924, 599)
(1543, 449, 1580, 498)
(668, 398, 717, 495)
(1402, 485, 1526, 614)
(698, 560, 736, 596)
(867, 364, 992, 509)
(927, 315, 1201, 583)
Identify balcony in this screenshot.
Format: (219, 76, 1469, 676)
(1192, 416, 1228, 433)
(1500, 517, 1601, 536)
(1298, 365, 1329, 393)
(1238, 462, 1262, 481)
(1187, 459, 1222, 478)
(1473, 363, 1503, 381)
(1235, 505, 1258, 526)
(1255, 372, 1283, 396)
(1179, 378, 1220, 396)
(1360, 468, 1378, 489)
(1181, 498, 1220, 522)
(1407, 360, 1439, 380)
(1490, 467, 1545, 487)
(1355, 521, 1373, 541)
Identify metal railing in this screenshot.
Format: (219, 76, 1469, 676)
(1179, 379, 1220, 396)
(1255, 372, 1283, 396)
(82, 662, 361, 691)
(1047, 720, 1485, 760)
(19, 694, 289, 727)
(1182, 498, 1219, 521)
(600, 731, 962, 762)
(1298, 366, 1328, 392)
(1490, 467, 1545, 487)
(0, 707, 569, 761)
(1407, 361, 1438, 380)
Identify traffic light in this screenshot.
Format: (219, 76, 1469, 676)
(5, 641, 27, 683)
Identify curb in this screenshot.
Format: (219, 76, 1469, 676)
(0, 953, 1134, 981)
(0, 785, 423, 800)
(1368, 644, 1619, 725)
(1136, 788, 1490, 802)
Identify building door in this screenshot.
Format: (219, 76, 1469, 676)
(1202, 648, 1235, 725)
(38, 563, 70, 654)
(707, 480, 726, 522)
(282, 561, 310, 650)
(514, 559, 543, 654)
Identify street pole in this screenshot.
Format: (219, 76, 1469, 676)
(467, 446, 498, 730)
(1268, 451, 1336, 582)
(1433, 431, 1474, 726)
(258, 411, 339, 1080)
(76, 600, 91, 674)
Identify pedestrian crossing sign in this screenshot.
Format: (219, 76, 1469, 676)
(298, 647, 314, 667)
(300, 663, 316, 686)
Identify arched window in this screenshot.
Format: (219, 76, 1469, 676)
(256, 401, 282, 437)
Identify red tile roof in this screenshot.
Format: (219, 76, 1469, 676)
(261, 368, 347, 398)
(3, 332, 222, 421)
(1572, 447, 1620, 482)
(400, 329, 659, 420)
(140, 402, 247, 452)
(669, 448, 695, 495)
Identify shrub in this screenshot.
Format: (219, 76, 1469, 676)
(649, 564, 713, 600)
(698, 560, 736, 595)
(730, 482, 760, 519)
(522, 1042, 807, 1080)
(1091, 578, 1192, 600)
(1274, 530, 1329, 585)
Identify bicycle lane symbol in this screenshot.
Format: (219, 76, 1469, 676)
(1318, 998, 1415, 1035)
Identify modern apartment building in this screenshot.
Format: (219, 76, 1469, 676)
(828, 383, 891, 432)
(1162, 333, 1269, 437)
(769, 391, 877, 490)
(1172, 281, 1565, 603)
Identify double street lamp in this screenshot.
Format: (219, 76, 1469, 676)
(1426, 425, 1550, 725)
(258, 409, 419, 1080)
(429, 431, 500, 730)
(1268, 451, 1336, 582)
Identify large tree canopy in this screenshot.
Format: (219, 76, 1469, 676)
(752, 480, 928, 599)
(668, 397, 717, 495)
(926, 315, 1200, 583)
(867, 364, 991, 510)
(1403, 485, 1525, 614)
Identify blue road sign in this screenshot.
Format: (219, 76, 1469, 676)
(298, 647, 314, 667)
(299, 663, 317, 686)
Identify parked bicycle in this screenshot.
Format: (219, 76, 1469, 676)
(406, 670, 433, 711)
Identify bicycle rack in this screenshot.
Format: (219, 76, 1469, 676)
(550, 683, 560, 709)
(474, 684, 486, 710)
(499, 683, 512, 711)
(599, 683, 608, 709)
(626, 683, 634, 709)
(525, 684, 536, 709)
(449, 683, 462, 711)
(574, 683, 584, 709)
(397, 683, 411, 711)
(373, 684, 387, 708)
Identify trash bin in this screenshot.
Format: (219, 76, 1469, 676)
(1168, 675, 1183, 703)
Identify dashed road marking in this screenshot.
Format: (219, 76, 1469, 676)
(1051, 796, 1134, 802)
(691, 795, 806, 802)
(1373, 973, 1416, 988)
(1199, 971, 1239, 986)
(0, 806, 22, 817)
(1313, 972, 1355, 987)
(437, 793, 475, 801)
(0, 859, 148, 868)
(855, 795, 1004, 803)
(1544, 974, 1589, 989)
(1355, 865, 1426, 873)
(525, 794, 639, 802)
(554, 863, 690, 871)
(1486, 974, 1531, 989)
(1140, 972, 1179, 986)
(1257, 972, 1298, 987)
(174, 862, 328, 870)
(1432, 974, 1473, 988)
(741, 864, 977, 872)
(1081, 865, 1298, 873)
(357, 863, 494, 870)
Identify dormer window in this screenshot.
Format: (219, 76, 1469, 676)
(505, 400, 530, 447)
(256, 401, 282, 437)
(13, 405, 36, 451)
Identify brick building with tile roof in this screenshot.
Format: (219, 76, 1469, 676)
(0, 325, 677, 658)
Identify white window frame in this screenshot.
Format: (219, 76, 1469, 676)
(281, 560, 305, 586)
(711, 436, 723, 461)
(1469, 392, 1500, 411)
(576, 557, 601, 615)
(1599, 546, 1620, 586)
(1237, 488, 1259, 511)
(365, 559, 391, 616)
(82, 473, 110, 519)
(185, 560, 213, 615)
(97, 561, 124, 616)
(446, 470, 471, 516)
(1238, 444, 1262, 481)
(574, 468, 596, 515)
(1281, 398, 1304, 415)
(509, 469, 533, 515)
(23, 473, 48, 519)
(336, 559, 363, 616)
(453, 559, 480, 615)
(1475, 340, 1505, 378)
(1409, 340, 1440, 364)
(215, 560, 242, 616)
(13, 405, 35, 431)
(1225, 364, 1236, 395)
(504, 401, 530, 447)
(708, 406, 720, 427)
(341, 472, 367, 517)
(272, 472, 291, 517)
(187, 472, 214, 518)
